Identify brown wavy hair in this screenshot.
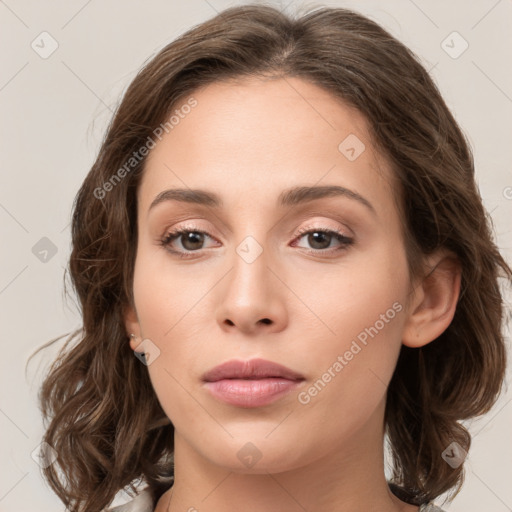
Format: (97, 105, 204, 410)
(27, 3, 511, 511)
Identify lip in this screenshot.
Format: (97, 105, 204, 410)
(202, 358, 305, 382)
(202, 358, 305, 408)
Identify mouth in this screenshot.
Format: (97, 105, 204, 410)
(202, 358, 305, 408)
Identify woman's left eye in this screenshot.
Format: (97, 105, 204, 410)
(159, 225, 354, 259)
(291, 227, 354, 254)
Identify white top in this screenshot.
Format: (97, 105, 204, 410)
(106, 489, 153, 512)
(105, 488, 447, 511)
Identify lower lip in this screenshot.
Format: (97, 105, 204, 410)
(203, 378, 303, 408)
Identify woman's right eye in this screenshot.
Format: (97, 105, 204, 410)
(159, 227, 217, 258)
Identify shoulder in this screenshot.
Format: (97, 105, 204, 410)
(104, 488, 154, 512)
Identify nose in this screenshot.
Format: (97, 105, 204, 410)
(216, 241, 288, 335)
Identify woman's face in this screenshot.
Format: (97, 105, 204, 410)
(126, 76, 414, 473)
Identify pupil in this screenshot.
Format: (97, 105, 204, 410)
(309, 232, 330, 249)
(183, 232, 203, 250)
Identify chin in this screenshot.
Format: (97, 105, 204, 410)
(200, 436, 311, 475)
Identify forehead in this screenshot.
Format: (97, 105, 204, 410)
(138, 76, 396, 219)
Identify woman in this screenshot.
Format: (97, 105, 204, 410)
(31, 4, 511, 511)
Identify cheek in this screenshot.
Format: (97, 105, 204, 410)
(293, 238, 408, 346)
(292, 244, 409, 411)
(132, 245, 202, 339)
(131, 248, 211, 420)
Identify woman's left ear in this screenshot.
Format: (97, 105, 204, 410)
(402, 250, 461, 348)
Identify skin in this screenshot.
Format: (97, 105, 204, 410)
(124, 76, 461, 512)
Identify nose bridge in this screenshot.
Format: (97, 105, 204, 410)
(230, 232, 271, 303)
(229, 208, 273, 280)
(216, 226, 287, 333)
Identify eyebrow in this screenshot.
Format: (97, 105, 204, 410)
(148, 185, 376, 215)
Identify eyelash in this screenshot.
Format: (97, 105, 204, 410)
(159, 224, 354, 259)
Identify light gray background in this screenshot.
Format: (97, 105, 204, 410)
(1, 0, 511, 511)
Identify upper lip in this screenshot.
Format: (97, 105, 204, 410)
(202, 358, 305, 382)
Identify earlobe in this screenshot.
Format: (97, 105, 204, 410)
(123, 304, 141, 351)
(402, 251, 461, 348)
